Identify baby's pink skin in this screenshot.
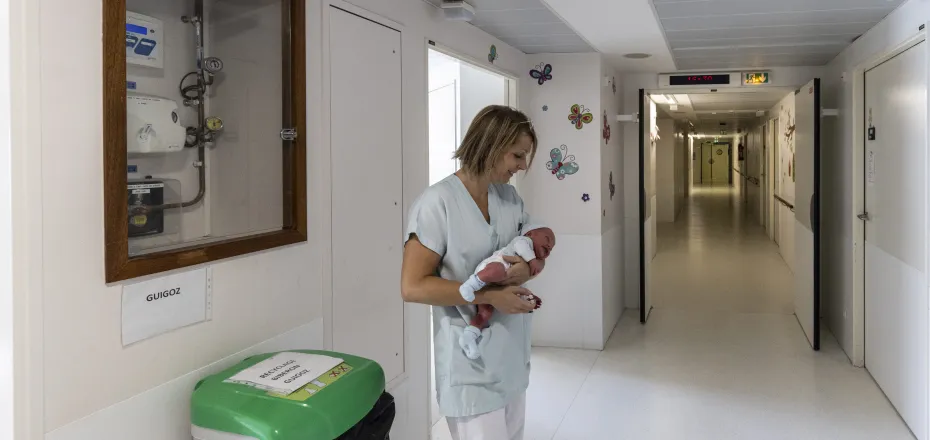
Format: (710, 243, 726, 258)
(476, 262, 508, 284)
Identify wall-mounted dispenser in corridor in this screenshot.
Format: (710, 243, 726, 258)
(126, 93, 186, 154)
(126, 12, 164, 69)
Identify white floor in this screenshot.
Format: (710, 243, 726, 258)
(432, 185, 914, 440)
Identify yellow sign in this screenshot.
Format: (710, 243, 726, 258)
(743, 72, 770, 85)
(267, 363, 354, 401)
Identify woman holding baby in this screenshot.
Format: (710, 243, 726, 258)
(401, 105, 544, 440)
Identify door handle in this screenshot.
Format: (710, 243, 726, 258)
(857, 212, 871, 221)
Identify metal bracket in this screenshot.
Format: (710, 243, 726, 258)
(857, 212, 871, 221)
(616, 113, 639, 123)
(280, 128, 298, 141)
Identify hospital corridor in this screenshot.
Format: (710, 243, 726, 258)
(4, 0, 930, 440)
(434, 185, 914, 440)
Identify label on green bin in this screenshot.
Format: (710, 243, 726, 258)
(268, 363, 354, 401)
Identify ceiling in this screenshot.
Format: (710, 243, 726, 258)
(428, 0, 906, 74)
(423, 0, 594, 53)
(542, 0, 677, 71)
(655, 88, 793, 134)
(653, 0, 907, 70)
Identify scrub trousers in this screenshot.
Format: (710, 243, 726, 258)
(446, 393, 526, 440)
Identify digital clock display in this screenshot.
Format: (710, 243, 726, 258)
(669, 74, 731, 86)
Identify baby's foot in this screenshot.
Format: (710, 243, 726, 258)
(459, 325, 482, 360)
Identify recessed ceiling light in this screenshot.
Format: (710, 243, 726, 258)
(624, 53, 652, 59)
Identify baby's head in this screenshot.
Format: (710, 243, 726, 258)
(525, 227, 555, 260)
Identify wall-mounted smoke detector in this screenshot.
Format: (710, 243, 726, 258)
(441, 1, 476, 21)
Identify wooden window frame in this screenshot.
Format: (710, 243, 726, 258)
(103, 0, 307, 283)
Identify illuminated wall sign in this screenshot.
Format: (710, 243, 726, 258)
(668, 74, 731, 86)
(743, 72, 770, 85)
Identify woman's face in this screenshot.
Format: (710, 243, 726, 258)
(489, 133, 533, 184)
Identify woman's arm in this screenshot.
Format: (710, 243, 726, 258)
(401, 236, 536, 313)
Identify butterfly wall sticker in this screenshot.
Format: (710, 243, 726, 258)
(602, 110, 611, 143)
(568, 104, 593, 130)
(612, 76, 617, 94)
(488, 45, 498, 63)
(529, 63, 553, 85)
(546, 145, 579, 180)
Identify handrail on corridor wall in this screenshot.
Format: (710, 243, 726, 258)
(774, 194, 795, 212)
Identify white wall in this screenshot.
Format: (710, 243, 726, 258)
(13, 1, 528, 440)
(600, 64, 624, 345)
(520, 53, 622, 349)
(0, 0, 12, 436)
(821, 0, 928, 360)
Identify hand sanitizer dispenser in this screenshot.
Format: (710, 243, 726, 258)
(127, 93, 186, 154)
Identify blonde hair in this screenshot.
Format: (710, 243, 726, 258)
(453, 105, 538, 177)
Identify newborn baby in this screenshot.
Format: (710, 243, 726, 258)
(458, 225, 556, 359)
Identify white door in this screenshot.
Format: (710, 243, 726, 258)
(639, 90, 656, 323)
(864, 40, 928, 440)
(330, 7, 405, 382)
(794, 78, 821, 350)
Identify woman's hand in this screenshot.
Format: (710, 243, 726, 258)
(482, 285, 537, 314)
(501, 255, 532, 286)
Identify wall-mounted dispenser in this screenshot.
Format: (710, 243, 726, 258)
(127, 93, 186, 154)
(126, 12, 164, 69)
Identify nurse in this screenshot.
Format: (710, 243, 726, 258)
(401, 105, 540, 440)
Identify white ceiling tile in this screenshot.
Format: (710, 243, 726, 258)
(670, 35, 858, 50)
(665, 22, 875, 43)
(674, 44, 847, 59)
(660, 8, 893, 31)
(654, 0, 904, 19)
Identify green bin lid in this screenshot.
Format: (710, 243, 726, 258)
(191, 350, 385, 440)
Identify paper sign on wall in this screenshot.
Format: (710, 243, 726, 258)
(122, 267, 212, 346)
(867, 150, 876, 184)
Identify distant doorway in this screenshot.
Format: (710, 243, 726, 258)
(699, 141, 730, 185)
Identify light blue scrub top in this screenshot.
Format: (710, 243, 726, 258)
(405, 174, 534, 418)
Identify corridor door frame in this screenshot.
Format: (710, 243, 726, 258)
(850, 29, 928, 368)
(638, 89, 655, 323)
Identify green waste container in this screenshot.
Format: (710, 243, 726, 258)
(191, 350, 395, 440)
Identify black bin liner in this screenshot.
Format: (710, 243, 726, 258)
(335, 391, 395, 440)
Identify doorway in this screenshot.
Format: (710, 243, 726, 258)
(639, 86, 815, 327)
(426, 46, 514, 431)
(862, 37, 928, 440)
(699, 141, 730, 185)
